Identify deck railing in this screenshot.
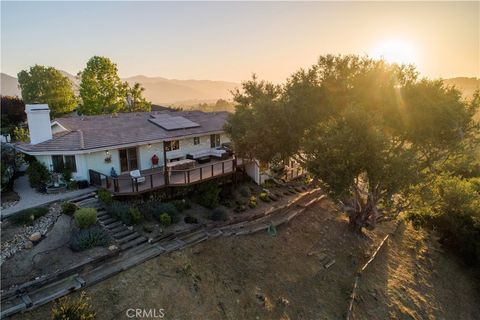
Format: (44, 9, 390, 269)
(90, 158, 239, 195)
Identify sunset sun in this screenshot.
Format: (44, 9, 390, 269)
(371, 39, 418, 65)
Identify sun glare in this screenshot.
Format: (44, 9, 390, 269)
(371, 39, 418, 65)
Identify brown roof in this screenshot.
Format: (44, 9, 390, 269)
(17, 111, 229, 153)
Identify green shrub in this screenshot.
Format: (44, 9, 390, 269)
(70, 226, 110, 252)
(249, 196, 257, 208)
(142, 201, 180, 223)
(62, 202, 78, 216)
(26, 160, 50, 190)
(67, 180, 78, 190)
(143, 224, 154, 233)
(106, 201, 131, 225)
(211, 208, 228, 221)
(159, 213, 172, 227)
(10, 207, 49, 226)
(239, 185, 251, 197)
(97, 188, 113, 205)
(406, 175, 480, 266)
(172, 199, 190, 212)
(129, 207, 142, 225)
(74, 208, 97, 229)
(63, 168, 73, 182)
(51, 291, 96, 320)
(197, 182, 221, 209)
(259, 192, 270, 202)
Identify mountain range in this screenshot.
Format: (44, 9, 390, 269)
(1, 71, 239, 106)
(1, 72, 478, 106)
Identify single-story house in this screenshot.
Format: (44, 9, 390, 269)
(16, 104, 304, 195)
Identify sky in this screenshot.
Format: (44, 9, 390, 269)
(1, 1, 479, 83)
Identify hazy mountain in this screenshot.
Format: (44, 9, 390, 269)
(3, 71, 477, 105)
(123, 75, 238, 104)
(443, 77, 479, 99)
(1, 72, 238, 105)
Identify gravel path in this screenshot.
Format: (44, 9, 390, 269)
(1, 176, 96, 218)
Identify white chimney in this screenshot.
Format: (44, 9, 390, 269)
(26, 104, 52, 144)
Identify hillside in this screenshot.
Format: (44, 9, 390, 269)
(2, 72, 477, 105)
(0, 72, 238, 105)
(12, 200, 479, 320)
(443, 77, 479, 99)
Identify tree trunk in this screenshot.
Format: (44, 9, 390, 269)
(346, 185, 378, 235)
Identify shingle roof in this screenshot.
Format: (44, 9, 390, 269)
(16, 111, 229, 153)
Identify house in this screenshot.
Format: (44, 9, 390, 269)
(16, 104, 305, 195)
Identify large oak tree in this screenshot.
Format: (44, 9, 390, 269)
(226, 55, 478, 234)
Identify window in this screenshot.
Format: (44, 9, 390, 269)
(210, 134, 221, 148)
(164, 140, 180, 151)
(193, 136, 200, 145)
(52, 155, 77, 173)
(52, 155, 64, 172)
(64, 155, 77, 172)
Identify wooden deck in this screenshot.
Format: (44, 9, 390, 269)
(90, 157, 243, 196)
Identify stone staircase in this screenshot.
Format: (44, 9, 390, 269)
(70, 194, 148, 252)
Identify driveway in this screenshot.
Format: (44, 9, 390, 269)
(1, 175, 96, 218)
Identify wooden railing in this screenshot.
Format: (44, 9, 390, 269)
(89, 158, 239, 195)
(283, 166, 305, 181)
(89, 169, 112, 189)
(169, 158, 236, 186)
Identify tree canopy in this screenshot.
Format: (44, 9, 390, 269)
(78, 56, 151, 114)
(17, 65, 77, 118)
(226, 55, 479, 234)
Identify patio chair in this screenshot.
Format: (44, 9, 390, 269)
(130, 169, 146, 183)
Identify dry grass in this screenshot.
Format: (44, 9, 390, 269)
(12, 201, 479, 320)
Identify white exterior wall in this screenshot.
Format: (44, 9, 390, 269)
(31, 132, 231, 182)
(138, 142, 164, 169)
(166, 135, 211, 160)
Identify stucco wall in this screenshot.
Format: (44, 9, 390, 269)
(33, 132, 232, 182)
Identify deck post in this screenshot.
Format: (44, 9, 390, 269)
(211, 164, 214, 177)
(222, 161, 225, 174)
(187, 170, 190, 184)
(131, 179, 135, 193)
(163, 144, 169, 186)
(150, 174, 153, 189)
(135, 178, 139, 192)
(200, 167, 203, 180)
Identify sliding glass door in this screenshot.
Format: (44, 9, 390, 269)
(119, 147, 139, 172)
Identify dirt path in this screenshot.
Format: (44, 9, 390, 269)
(12, 201, 479, 320)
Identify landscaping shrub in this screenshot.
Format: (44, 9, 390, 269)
(97, 188, 113, 205)
(106, 201, 131, 225)
(172, 199, 190, 212)
(259, 192, 270, 202)
(129, 207, 142, 225)
(234, 205, 247, 213)
(143, 224, 154, 233)
(67, 180, 78, 190)
(239, 185, 251, 197)
(26, 160, 50, 190)
(159, 213, 172, 227)
(184, 216, 199, 224)
(146, 202, 180, 223)
(249, 196, 257, 208)
(10, 207, 49, 226)
(70, 226, 110, 252)
(211, 208, 228, 221)
(51, 291, 96, 320)
(74, 208, 97, 229)
(62, 202, 78, 216)
(196, 182, 221, 209)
